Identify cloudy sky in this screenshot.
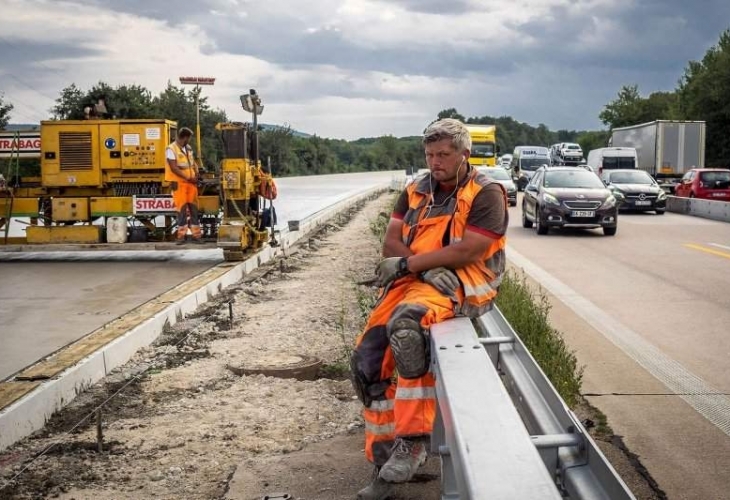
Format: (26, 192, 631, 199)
(0, 0, 728, 139)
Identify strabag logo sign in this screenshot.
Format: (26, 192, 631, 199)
(0, 131, 41, 159)
(133, 195, 176, 214)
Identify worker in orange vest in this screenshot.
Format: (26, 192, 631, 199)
(165, 127, 202, 244)
(353, 118, 509, 500)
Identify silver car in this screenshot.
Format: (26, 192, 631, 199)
(478, 167, 518, 206)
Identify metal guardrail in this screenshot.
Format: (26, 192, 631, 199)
(430, 309, 636, 500)
(666, 195, 730, 223)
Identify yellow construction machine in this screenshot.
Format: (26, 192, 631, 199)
(0, 106, 275, 261)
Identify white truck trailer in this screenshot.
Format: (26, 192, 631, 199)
(609, 120, 706, 182)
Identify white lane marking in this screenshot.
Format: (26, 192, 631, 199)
(709, 243, 730, 252)
(508, 247, 730, 437)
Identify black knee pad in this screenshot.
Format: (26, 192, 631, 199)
(387, 318, 429, 379)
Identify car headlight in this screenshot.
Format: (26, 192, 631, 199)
(601, 195, 617, 209)
(542, 193, 560, 206)
(611, 188, 625, 201)
(657, 190, 667, 200)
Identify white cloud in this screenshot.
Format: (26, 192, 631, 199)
(0, 0, 728, 136)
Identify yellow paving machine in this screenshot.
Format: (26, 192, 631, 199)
(0, 98, 276, 261)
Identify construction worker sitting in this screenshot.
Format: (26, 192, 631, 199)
(352, 118, 508, 500)
(165, 127, 202, 244)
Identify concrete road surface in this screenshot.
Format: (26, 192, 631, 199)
(0, 171, 399, 380)
(506, 197, 730, 499)
(0, 258, 217, 380)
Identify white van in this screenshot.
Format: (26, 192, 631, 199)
(586, 147, 638, 177)
(511, 146, 551, 191)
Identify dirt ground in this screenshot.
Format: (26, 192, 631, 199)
(0, 193, 661, 500)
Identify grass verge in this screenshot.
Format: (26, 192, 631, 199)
(495, 269, 584, 407)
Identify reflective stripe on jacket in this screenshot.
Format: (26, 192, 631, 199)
(400, 168, 508, 317)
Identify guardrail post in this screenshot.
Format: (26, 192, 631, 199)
(431, 409, 459, 499)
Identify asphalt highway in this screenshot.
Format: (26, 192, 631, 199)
(506, 195, 730, 499)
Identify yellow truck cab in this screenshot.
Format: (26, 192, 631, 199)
(465, 125, 497, 167)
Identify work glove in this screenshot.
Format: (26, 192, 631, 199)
(375, 257, 410, 287)
(420, 267, 460, 297)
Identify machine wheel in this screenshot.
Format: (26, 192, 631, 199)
(656, 209, 666, 215)
(603, 226, 617, 236)
(535, 210, 548, 235)
(522, 205, 533, 228)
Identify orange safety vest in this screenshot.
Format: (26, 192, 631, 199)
(400, 168, 508, 318)
(165, 142, 195, 182)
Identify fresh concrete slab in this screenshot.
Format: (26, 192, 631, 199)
(506, 200, 730, 500)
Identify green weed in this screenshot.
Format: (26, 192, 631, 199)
(495, 270, 584, 407)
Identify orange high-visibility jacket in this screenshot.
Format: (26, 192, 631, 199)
(400, 169, 507, 317)
(165, 142, 195, 182)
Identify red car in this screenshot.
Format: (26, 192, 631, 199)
(675, 168, 730, 200)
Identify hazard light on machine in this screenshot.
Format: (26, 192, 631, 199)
(133, 195, 177, 215)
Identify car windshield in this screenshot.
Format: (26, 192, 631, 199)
(520, 158, 550, 171)
(481, 168, 510, 180)
(545, 170, 605, 189)
(700, 171, 730, 186)
(566, 145, 581, 150)
(603, 156, 636, 169)
(609, 171, 653, 185)
(471, 142, 495, 158)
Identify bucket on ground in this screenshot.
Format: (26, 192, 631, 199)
(106, 217, 128, 244)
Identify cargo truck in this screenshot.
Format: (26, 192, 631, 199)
(465, 124, 498, 167)
(609, 121, 706, 186)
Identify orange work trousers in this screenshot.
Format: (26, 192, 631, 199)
(171, 180, 201, 240)
(352, 276, 460, 466)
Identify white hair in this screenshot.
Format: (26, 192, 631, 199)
(422, 118, 471, 152)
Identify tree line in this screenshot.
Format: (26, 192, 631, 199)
(599, 29, 730, 165)
(1, 27, 729, 177)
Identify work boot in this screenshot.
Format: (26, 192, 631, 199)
(357, 467, 394, 500)
(191, 238, 205, 245)
(378, 437, 427, 484)
(175, 238, 187, 245)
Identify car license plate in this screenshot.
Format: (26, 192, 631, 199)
(571, 210, 595, 218)
(635, 200, 651, 206)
